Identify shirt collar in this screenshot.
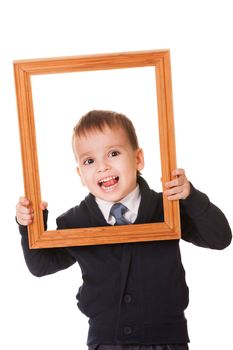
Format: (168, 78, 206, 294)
(95, 185, 141, 224)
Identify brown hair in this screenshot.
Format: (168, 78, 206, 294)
(72, 110, 139, 152)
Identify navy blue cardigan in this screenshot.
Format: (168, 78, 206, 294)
(19, 177, 232, 345)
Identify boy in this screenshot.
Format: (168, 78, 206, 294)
(16, 110, 232, 350)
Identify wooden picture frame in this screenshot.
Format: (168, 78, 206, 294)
(14, 49, 181, 248)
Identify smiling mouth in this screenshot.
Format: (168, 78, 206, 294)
(98, 176, 119, 190)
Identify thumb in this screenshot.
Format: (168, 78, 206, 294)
(40, 201, 48, 210)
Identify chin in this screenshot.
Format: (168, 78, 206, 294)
(98, 191, 124, 203)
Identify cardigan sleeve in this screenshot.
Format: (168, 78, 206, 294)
(180, 183, 232, 250)
(18, 210, 76, 277)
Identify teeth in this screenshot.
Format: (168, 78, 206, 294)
(99, 176, 117, 184)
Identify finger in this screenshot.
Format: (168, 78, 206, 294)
(16, 210, 33, 225)
(40, 201, 48, 210)
(19, 196, 30, 206)
(18, 217, 33, 226)
(172, 168, 185, 177)
(165, 176, 184, 189)
(167, 193, 184, 201)
(164, 185, 183, 197)
(16, 203, 33, 215)
(16, 208, 34, 219)
(22, 212, 34, 220)
(171, 168, 185, 177)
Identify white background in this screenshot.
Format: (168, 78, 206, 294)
(32, 66, 161, 228)
(0, 1, 232, 349)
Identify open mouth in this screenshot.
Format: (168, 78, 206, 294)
(98, 176, 119, 190)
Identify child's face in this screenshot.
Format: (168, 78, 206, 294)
(74, 126, 144, 202)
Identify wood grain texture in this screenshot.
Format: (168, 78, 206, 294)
(14, 49, 181, 248)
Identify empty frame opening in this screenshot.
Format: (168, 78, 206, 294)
(31, 66, 162, 229)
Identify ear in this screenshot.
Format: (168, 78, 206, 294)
(76, 166, 85, 186)
(136, 148, 144, 172)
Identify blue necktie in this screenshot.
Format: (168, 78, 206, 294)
(110, 203, 131, 225)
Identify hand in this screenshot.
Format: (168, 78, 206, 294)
(16, 196, 48, 226)
(164, 168, 191, 200)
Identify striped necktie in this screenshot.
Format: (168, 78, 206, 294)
(110, 202, 131, 225)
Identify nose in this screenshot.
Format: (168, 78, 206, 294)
(97, 159, 111, 173)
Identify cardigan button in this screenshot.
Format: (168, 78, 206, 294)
(123, 326, 132, 335)
(123, 294, 132, 303)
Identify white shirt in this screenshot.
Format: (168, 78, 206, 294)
(95, 185, 141, 225)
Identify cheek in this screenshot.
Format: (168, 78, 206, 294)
(81, 167, 96, 186)
(78, 173, 86, 186)
(77, 167, 88, 186)
(123, 161, 138, 177)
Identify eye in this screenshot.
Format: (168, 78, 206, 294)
(109, 150, 120, 158)
(83, 158, 94, 165)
